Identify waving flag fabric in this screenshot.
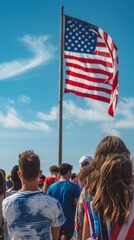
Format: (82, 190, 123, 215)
(64, 15, 118, 117)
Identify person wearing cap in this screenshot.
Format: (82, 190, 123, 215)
(79, 155, 93, 170)
(72, 155, 93, 191)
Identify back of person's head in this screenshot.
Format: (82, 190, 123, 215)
(59, 163, 73, 176)
(49, 165, 59, 174)
(93, 154, 133, 225)
(19, 150, 40, 181)
(38, 174, 46, 182)
(0, 169, 6, 178)
(11, 165, 21, 189)
(71, 173, 77, 181)
(11, 165, 19, 182)
(0, 170, 6, 195)
(6, 174, 11, 180)
(94, 136, 130, 167)
(79, 136, 130, 194)
(38, 174, 46, 189)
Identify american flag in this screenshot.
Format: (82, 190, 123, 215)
(64, 15, 118, 117)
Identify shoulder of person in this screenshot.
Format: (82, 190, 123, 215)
(42, 192, 61, 205)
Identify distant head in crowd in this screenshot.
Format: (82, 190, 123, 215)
(93, 153, 133, 225)
(43, 165, 59, 193)
(6, 173, 13, 189)
(18, 150, 40, 182)
(59, 163, 73, 180)
(49, 165, 59, 177)
(71, 173, 77, 181)
(11, 165, 22, 190)
(79, 155, 93, 170)
(79, 135, 130, 196)
(38, 174, 46, 191)
(0, 170, 6, 195)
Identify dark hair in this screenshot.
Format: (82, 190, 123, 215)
(0, 169, 6, 177)
(11, 165, 21, 190)
(59, 163, 73, 175)
(93, 154, 133, 225)
(49, 165, 59, 173)
(11, 165, 19, 182)
(19, 150, 40, 181)
(71, 173, 77, 180)
(0, 170, 6, 195)
(39, 174, 46, 181)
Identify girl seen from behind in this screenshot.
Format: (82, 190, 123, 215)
(82, 154, 134, 240)
(73, 135, 131, 240)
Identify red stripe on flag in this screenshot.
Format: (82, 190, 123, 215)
(65, 79, 112, 94)
(64, 54, 113, 68)
(66, 62, 112, 76)
(64, 88, 110, 103)
(66, 70, 111, 84)
(94, 50, 111, 58)
(96, 42, 106, 47)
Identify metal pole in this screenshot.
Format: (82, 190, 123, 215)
(58, 5, 64, 166)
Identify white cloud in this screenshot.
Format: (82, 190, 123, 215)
(35, 97, 134, 131)
(100, 98, 134, 135)
(0, 107, 51, 132)
(0, 35, 56, 80)
(1, 97, 133, 134)
(62, 97, 134, 134)
(18, 95, 31, 104)
(63, 99, 112, 122)
(37, 106, 58, 121)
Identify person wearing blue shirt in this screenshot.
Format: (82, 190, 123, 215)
(48, 163, 80, 240)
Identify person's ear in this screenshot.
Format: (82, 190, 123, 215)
(17, 170, 22, 179)
(39, 170, 42, 177)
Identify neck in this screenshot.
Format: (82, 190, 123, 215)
(60, 175, 69, 181)
(51, 174, 58, 178)
(21, 181, 39, 191)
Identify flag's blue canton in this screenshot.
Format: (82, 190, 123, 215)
(65, 16, 98, 54)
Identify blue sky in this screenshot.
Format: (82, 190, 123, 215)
(0, 0, 134, 176)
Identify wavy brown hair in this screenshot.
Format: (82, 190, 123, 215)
(78, 136, 130, 196)
(93, 154, 133, 225)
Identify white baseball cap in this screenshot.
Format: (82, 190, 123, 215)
(79, 155, 93, 169)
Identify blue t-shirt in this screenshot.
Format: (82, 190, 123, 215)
(2, 190, 66, 240)
(48, 180, 80, 229)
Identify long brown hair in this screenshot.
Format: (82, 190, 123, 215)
(93, 154, 133, 225)
(79, 136, 130, 196)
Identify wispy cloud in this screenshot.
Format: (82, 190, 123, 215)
(37, 106, 58, 121)
(0, 106, 51, 132)
(18, 95, 31, 104)
(0, 35, 56, 80)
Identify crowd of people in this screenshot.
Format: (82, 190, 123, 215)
(0, 135, 134, 240)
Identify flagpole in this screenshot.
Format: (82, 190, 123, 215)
(58, 5, 64, 166)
